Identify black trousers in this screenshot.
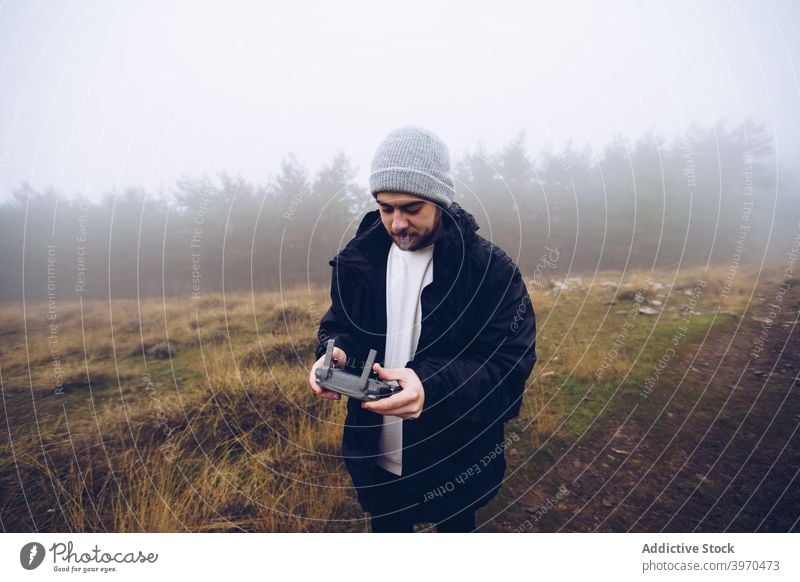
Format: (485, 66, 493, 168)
(368, 466, 477, 533)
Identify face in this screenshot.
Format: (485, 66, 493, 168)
(376, 192, 442, 251)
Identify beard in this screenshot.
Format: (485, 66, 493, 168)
(393, 208, 442, 251)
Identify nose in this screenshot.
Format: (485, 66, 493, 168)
(392, 212, 409, 232)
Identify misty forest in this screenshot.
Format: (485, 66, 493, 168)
(1, 120, 795, 303)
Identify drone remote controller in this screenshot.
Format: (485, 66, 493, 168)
(315, 339, 402, 401)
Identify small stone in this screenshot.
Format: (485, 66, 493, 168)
(147, 340, 177, 359)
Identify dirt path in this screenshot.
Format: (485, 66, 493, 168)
(486, 279, 799, 532)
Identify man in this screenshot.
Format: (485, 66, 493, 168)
(309, 125, 537, 532)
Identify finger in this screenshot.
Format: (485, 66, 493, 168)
(372, 363, 404, 381)
(366, 390, 416, 411)
(393, 408, 421, 419)
(312, 372, 340, 400)
(310, 357, 323, 391)
(333, 349, 347, 368)
(384, 399, 421, 415)
(311, 373, 341, 399)
(362, 391, 416, 413)
(309, 372, 323, 394)
(310, 364, 340, 399)
(364, 401, 420, 418)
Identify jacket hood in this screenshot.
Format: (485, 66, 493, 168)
(330, 201, 480, 273)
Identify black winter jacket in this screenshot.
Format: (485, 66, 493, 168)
(315, 202, 537, 521)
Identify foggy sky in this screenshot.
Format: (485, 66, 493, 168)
(1, 0, 798, 202)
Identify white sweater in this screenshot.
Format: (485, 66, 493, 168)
(377, 240, 435, 475)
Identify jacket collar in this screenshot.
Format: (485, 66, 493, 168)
(330, 201, 481, 279)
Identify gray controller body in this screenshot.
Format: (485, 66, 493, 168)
(315, 339, 402, 401)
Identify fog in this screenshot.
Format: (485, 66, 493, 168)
(2, 0, 798, 198)
(1, 1, 799, 299)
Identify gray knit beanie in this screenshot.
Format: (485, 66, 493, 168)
(369, 125, 455, 208)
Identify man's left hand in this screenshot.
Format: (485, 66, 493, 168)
(362, 363, 425, 419)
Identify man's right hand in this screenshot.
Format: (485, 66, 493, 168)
(309, 347, 347, 400)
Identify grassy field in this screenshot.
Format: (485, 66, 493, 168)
(0, 264, 765, 532)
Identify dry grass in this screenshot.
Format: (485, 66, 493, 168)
(0, 264, 775, 531)
(517, 263, 764, 435)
